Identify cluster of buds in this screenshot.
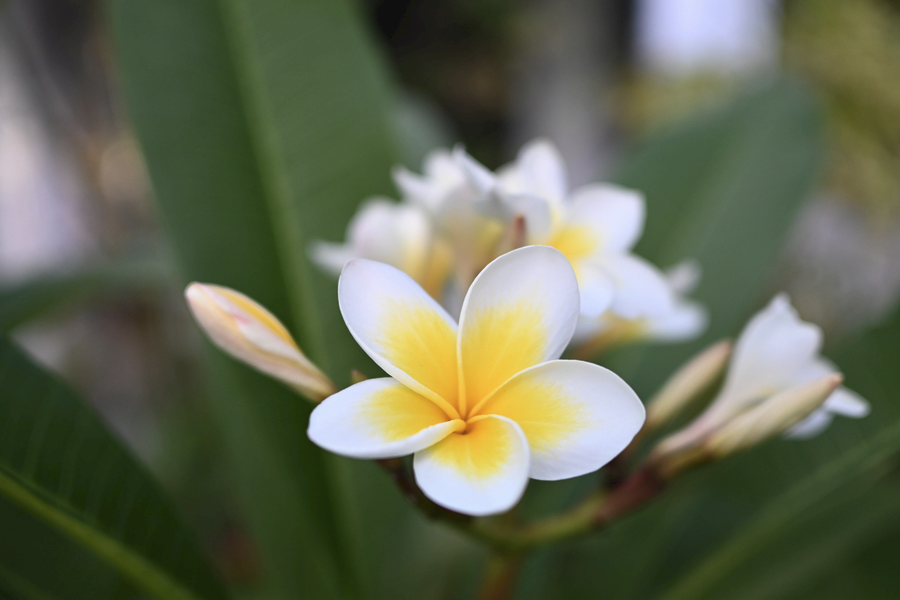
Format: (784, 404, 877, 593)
(313, 139, 707, 353)
(646, 295, 870, 478)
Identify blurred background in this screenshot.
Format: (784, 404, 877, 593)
(2, 0, 900, 598)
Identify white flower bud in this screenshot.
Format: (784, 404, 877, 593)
(706, 374, 843, 458)
(185, 283, 336, 402)
(646, 340, 732, 430)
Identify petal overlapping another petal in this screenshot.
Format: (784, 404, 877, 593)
(474, 360, 645, 480)
(722, 294, 822, 402)
(458, 246, 580, 411)
(413, 415, 530, 516)
(308, 379, 463, 459)
(566, 183, 645, 254)
(601, 254, 675, 320)
(339, 259, 461, 417)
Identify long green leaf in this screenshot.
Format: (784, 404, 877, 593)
(104, 0, 398, 597)
(0, 336, 227, 600)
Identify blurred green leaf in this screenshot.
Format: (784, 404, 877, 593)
(0, 336, 227, 600)
(611, 79, 825, 396)
(104, 0, 398, 597)
(0, 257, 169, 332)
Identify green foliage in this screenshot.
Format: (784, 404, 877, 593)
(0, 257, 168, 333)
(0, 336, 227, 599)
(611, 79, 825, 396)
(104, 0, 398, 597)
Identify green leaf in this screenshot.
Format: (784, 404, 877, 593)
(0, 336, 227, 600)
(104, 0, 398, 597)
(609, 79, 825, 396)
(0, 257, 169, 332)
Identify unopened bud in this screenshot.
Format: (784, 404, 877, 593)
(185, 283, 336, 402)
(646, 340, 732, 431)
(706, 374, 842, 458)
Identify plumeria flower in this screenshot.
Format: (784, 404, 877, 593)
(393, 149, 506, 295)
(719, 294, 869, 439)
(571, 260, 708, 352)
(185, 283, 336, 402)
(454, 139, 674, 321)
(311, 198, 452, 300)
(657, 294, 869, 460)
(308, 246, 645, 516)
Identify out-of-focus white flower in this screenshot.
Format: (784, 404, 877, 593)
(455, 139, 674, 320)
(311, 198, 452, 300)
(308, 246, 645, 516)
(185, 283, 336, 402)
(715, 294, 870, 439)
(394, 149, 505, 290)
(571, 260, 708, 353)
(655, 294, 870, 465)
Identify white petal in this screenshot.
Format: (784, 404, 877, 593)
(349, 200, 433, 277)
(413, 415, 530, 516)
(458, 246, 580, 410)
(645, 300, 708, 342)
(601, 253, 675, 320)
(665, 259, 702, 295)
(571, 313, 611, 345)
(339, 259, 460, 416)
(567, 183, 646, 253)
(503, 193, 554, 244)
(475, 360, 645, 480)
(722, 294, 822, 402)
(309, 241, 356, 275)
(452, 146, 496, 194)
(308, 379, 463, 459)
(784, 409, 834, 439)
(515, 139, 568, 202)
(576, 266, 615, 319)
(823, 387, 870, 418)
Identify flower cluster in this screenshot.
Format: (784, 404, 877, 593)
(186, 138, 872, 519)
(313, 139, 706, 351)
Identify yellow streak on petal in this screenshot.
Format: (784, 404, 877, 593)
(418, 239, 453, 301)
(212, 286, 298, 348)
(429, 417, 515, 480)
(475, 374, 589, 454)
(356, 385, 452, 442)
(377, 300, 459, 411)
(462, 301, 547, 409)
(549, 224, 599, 264)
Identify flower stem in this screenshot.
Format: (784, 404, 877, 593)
(476, 551, 524, 600)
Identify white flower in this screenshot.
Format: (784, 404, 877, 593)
(311, 198, 451, 300)
(718, 294, 869, 439)
(571, 260, 708, 349)
(185, 283, 335, 402)
(394, 149, 505, 288)
(307, 246, 645, 516)
(455, 139, 674, 320)
(659, 294, 869, 457)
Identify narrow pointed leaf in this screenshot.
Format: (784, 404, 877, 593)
(0, 336, 227, 600)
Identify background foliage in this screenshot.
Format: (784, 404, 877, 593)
(0, 0, 898, 598)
